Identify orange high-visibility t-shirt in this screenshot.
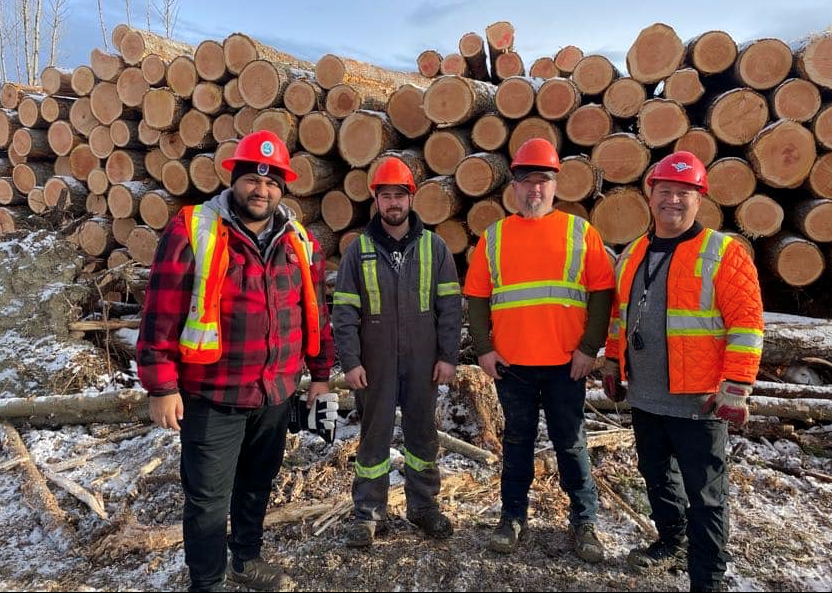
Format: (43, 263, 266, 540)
(464, 210, 615, 366)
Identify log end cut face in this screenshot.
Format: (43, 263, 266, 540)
(749, 121, 817, 189)
(602, 78, 646, 119)
(694, 197, 723, 230)
(508, 118, 559, 158)
(736, 195, 784, 238)
(472, 115, 509, 151)
(573, 56, 616, 96)
(424, 77, 474, 125)
(299, 113, 336, 156)
(238, 61, 282, 110)
(139, 192, 172, 230)
(690, 31, 738, 75)
(804, 200, 832, 242)
(626, 23, 685, 84)
(800, 34, 832, 90)
(316, 54, 346, 90)
(737, 39, 793, 91)
(556, 157, 595, 202)
(590, 134, 650, 184)
(776, 240, 825, 286)
(536, 78, 580, 121)
(566, 105, 612, 147)
(673, 128, 718, 167)
(637, 99, 689, 148)
(456, 157, 496, 197)
(284, 81, 317, 117)
(709, 90, 769, 145)
(344, 169, 370, 202)
(772, 79, 822, 122)
(339, 113, 385, 167)
(707, 158, 757, 206)
(414, 182, 453, 225)
(388, 85, 431, 139)
(495, 78, 535, 119)
(425, 131, 468, 176)
(590, 187, 651, 245)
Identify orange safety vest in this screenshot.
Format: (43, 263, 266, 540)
(607, 228, 764, 393)
(474, 211, 609, 366)
(178, 204, 321, 364)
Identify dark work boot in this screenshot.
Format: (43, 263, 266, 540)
(344, 519, 376, 548)
(227, 557, 293, 591)
(570, 522, 605, 563)
(407, 509, 454, 539)
(488, 516, 528, 553)
(627, 538, 688, 574)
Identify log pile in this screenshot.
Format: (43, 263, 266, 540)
(1, 22, 831, 303)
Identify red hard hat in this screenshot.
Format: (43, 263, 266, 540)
(510, 138, 561, 173)
(647, 151, 708, 195)
(221, 130, 297, 182)
(369, 157, 416, 194)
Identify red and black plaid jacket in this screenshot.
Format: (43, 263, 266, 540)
(137, 191, 335, 408)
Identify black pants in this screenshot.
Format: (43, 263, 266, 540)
(180, 395, 290, 589)
(632, 407, 729, 590)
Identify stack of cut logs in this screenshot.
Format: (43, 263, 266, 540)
(1, 21, 831, 300)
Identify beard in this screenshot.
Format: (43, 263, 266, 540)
(232, 191, 277, 222)
(381, 207, 409, 227)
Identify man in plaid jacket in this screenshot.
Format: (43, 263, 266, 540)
(137, 131, 334, 592)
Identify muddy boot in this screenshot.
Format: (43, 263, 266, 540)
(570, 522, 605, 563)
(187, 577, 225, 592)
(627, 538, 688, 574)
(488, 516, 527, 553)
(227, 557, 293, 591)
(344, 519, 376, 548)
(407, 509, 454, 539)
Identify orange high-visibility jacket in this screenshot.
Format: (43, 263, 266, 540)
(606, 228, 764, 393)
(178, 204, 321, 364)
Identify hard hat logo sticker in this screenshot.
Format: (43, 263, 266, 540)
(672, 162, 693, 172)
(257, 163, 269, 176)
(261, 141, 275, 157)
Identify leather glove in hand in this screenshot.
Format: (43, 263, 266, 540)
(602, 358, 627, 402)
(300, 392, 339, 443)
(702, 380, 751, 425)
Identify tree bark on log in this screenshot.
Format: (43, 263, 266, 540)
(459, 33, 489, 81)
(556, 155, 601, 202)
(44, 175, 87, 214)
(423, 76, 497, 127)
(590, 185, 651, 245)
(590, 133, 651, 184)
(735, 194, 783, 238)
(789, 199, 832, 243)
(707, 157, 757, 206)
(287, 152, 346, 197)
(626, 23, 686, 84)
(13, 161, 52, 194)
(222, 32, 314, 75)
(119, 27, 194, 66)
(13, 127, 52, 158)
(673, 127, 718, 166)
(108, 181, 158, 219)
(413, 176, 464, 224)
(762, 232, 825, 287)
(315, 53, 430, 92)
(40, 96, 75, 124)
(112, 217, 137, 247)
(387, 84, 431, 140)
(18, 95, 49, 128)
(0, 178, 26, 205)
(748, 119, 816, 189)
(0, 109, 22, 149)
(41, 65, 75, 96)
(424, 128, 473, 176)
(471, 113, 510, 151)
(305, 221, 338, 258)
(686, 30, 737, 75)
(761, 315, 832, 366)
(455, 152, 510, 198)
(734, 38, 793, 91)
(282, 195, 323, 225)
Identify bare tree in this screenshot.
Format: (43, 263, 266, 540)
(96, 0, 109, 51)
(125, 0, 132, 26)
(47, 0, 68, 67)
(30, 0, 42, 83)
(145, 0, 151, 30)
(0, 0, 7, 81)
(153, 0, 180, 39)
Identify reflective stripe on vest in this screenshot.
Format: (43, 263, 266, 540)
(484, 215, 589, 310)
(358, 231, 435, 315)
(285, 220, 322, 357)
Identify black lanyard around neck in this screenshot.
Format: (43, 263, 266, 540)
(638, 241, 674, 307)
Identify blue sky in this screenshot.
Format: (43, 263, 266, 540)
(19, 0, 832, 78)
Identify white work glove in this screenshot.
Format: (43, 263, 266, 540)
(300, 392, 339, 443)
(702, 380, 752, 425)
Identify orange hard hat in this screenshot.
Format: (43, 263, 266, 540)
(647, 151, 708, 195)
(221, 130, 297, 182)
(369, 157, 416, 194)
(510, 138, 561, 173)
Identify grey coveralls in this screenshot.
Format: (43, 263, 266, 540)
(332, 216, 462, 520)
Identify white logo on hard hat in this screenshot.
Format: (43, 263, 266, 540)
(260, 141, 274, 157)
(672, 161, 693, 172)
(257, 163, 269, 176)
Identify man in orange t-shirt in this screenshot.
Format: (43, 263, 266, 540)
(464, 139, 615, 561)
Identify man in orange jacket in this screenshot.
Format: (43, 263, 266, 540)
(603, 151, 764, 592)
(465, 139, 615, 561)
